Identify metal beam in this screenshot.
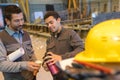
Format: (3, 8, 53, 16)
(12, 0, 30, 23)
(68, 0, 71, 10)
(68, 0, 78, 10)
(25, 0, 30, 23)
(73, 0, 77, 9)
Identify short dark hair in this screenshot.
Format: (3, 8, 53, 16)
(44, 11, 60, 20)
(4, 5, 22, 20)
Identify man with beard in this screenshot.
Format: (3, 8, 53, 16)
(0, 5, 40, 80)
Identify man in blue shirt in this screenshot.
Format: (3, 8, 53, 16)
(0, 5, 40, 80)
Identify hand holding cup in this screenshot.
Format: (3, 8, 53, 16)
(33, 60, 42, 76)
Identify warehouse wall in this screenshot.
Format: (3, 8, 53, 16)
(29, 0, 66, 23)
(4, 0, 120, 23)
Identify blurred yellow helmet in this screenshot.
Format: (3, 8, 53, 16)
(75, 19, 120, 62)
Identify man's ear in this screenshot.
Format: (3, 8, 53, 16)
(57, 18, 61, 22)
(5, 18, 10, 25)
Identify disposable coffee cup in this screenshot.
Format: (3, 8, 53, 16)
(35, 60, 42, 65)
(33, 60, 42, 76)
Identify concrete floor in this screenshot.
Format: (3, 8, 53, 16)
(0, 34, 53, 80)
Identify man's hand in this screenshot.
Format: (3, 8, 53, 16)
(44, 52, 62, 65)
(27, 62, 40, 72)
(42, 52, 62, 71)
(42, 63, 49, 71)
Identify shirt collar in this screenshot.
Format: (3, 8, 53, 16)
(5, 25, 24, 36)
(51, 27, 64, 38)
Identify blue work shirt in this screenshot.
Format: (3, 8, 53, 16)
(5, 26, 24, 44)
(5, 26, 24, 61)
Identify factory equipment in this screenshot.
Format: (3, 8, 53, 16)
(13, 0, 30, 23)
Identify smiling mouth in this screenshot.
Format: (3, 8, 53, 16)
(50, 28, 54, 32)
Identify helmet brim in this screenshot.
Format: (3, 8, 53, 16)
(74, 51, 120, 62)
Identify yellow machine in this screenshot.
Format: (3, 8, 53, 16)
(75, 19, 120, 62)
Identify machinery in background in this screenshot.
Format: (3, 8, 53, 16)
(13, 0, 30, 23)
(33, 17, 42, 24)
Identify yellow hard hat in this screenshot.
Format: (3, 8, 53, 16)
(75, 19, 120, 62)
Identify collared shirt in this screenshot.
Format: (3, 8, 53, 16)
(0, 26, 36, 80)
(5, 26, 24, 61)
(5, 26, 24, 44)
(46, 27, 84, 59)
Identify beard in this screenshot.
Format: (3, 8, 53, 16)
(16, 25, 23, 31)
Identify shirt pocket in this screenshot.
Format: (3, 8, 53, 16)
(23, 41, 34, 56)
(22, 41, 34, 60)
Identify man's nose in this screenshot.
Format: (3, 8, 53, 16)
(19, 20, 24, 25)
(48, 23, 51, 28)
